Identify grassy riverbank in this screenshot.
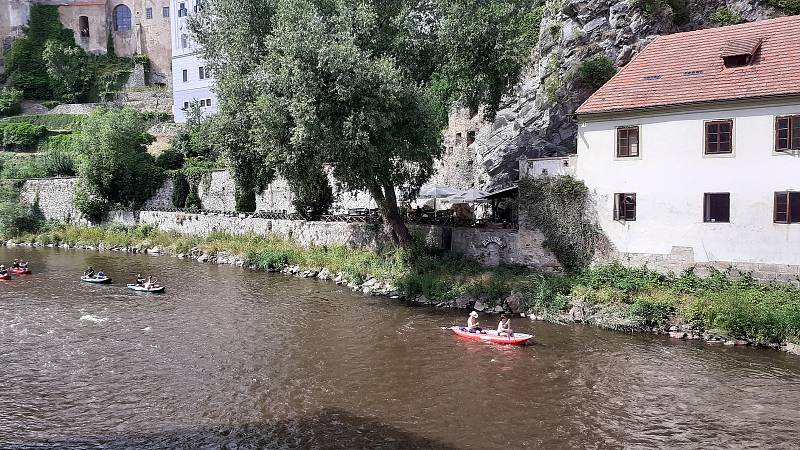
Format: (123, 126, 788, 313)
(4, 224, 800, 347)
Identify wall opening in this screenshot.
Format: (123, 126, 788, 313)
(78, 16, 90, 38)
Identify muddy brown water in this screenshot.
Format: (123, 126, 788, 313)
(1, 247, 800, 449)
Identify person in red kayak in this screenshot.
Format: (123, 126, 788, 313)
(497, 314, 513, 337)
(11, 259, 19, 269)
(0, 265, 7, 276)
(467, 311, 485, 333)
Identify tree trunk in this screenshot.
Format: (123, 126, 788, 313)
(369, 182, 413, 247)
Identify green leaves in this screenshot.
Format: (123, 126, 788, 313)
(74, 108, 164, 211)
(0, 88, 24, 117)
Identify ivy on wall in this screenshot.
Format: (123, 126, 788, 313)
(518, 175, 607, 271)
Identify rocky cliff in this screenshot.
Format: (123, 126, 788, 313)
(435, 0, 788, 190)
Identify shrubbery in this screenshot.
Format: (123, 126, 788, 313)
(0, 88, 24, 117)
(4, 4, 134, 102)
(0, 181, 44, 235)
(72, 108, 164, 220)
(767, 0, 800, 14)
(710, 7, 746, 26)
(579, 56, 617, 90)
(0, 122, 48, 151)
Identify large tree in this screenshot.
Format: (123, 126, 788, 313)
(193, 0, 536, 246)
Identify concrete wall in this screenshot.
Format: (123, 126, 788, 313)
(577, 99, 800, 274)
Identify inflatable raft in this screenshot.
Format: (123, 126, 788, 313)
(127, 284, 165, 293)
(81, 276, 112, 284)
(9, 267, 31, 275)
(450, 326, 533, 345)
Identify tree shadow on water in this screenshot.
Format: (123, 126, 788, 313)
(5, 407, 459, 450)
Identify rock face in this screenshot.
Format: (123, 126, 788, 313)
(439, 0, 784, 189)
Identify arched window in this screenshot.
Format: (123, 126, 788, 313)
(78, 16, 90, 38)
(113, 4, 132, 32)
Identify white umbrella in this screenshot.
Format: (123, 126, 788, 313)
(416, 184, 459, 220)
(447, 188, 490, 203)
(418, 184, 459, 198)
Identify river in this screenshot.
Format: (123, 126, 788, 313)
(1, 247, 800, 449)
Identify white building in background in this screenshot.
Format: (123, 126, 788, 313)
(575, 16, 800, 274)
(170, 0, 217, 123)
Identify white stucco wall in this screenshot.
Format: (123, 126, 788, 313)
(577, 100, 800, 267)
(170, 0, 216, 122)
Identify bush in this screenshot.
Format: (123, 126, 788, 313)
(40, 150, 78, 176)
(42, 39, 92, 103)
(0, 88, 24, 117)
(767, 0, 800, 14)
(0, 182, 44, 235)
(171, 172, 190, 208)
(710, 7, 746, 26)
(0, 153, 47, 179)
(155, 149, 185, 170)
(73, 186, 109, 223)
(0, 122, 48, 151)
(74, 108, 164, 207)
(579, 56, 617, 90)
(37, 134, 76, 153)
(627, 292, 676, 327)
(1, 114, 85, 131)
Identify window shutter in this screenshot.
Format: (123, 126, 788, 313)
(613, 194, 620, 220)
(775, 192, 789, 223)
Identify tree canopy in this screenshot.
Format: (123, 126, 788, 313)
(74, 108, 164, 217)
(192, 0, 537, 245)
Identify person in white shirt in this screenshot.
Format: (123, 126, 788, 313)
(497, 314, 513, 337)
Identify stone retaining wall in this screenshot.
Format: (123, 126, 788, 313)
(609, 247, 800, 286)
(19, 177, 84, 224)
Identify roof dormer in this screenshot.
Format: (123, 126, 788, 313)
(721, 37, 762, 68)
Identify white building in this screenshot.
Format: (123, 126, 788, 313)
(170, 0, 217, 123)
(575, 16, 800, 277)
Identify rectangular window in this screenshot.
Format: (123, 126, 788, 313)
(182, 69, 187, 82)
(178, 3, 187, 17)
(204, 67, 211, 79)
(162, 6, 170, 17)
(200, 99, 206, 107)
(206, 98, 212, 107)
(146, 7, 152, 19)
(776, 116, 800, 151)
(613, 193, 636, 221)
(199, 66, 205, 80)
(181, 35, 187, 49)
(616, 126, 640, 157)
(705, 120, 733, 155)
(774, 192, 800, 223)
(183, 101, 189, 109)
(704, 193, 730, 223)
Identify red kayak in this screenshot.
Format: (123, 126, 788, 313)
(9, 267, 31, 275)
(450, 326, 533, 345)
(0, 273, 10, 280)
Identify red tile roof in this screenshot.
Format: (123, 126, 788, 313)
(576, 16, 800, 116)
